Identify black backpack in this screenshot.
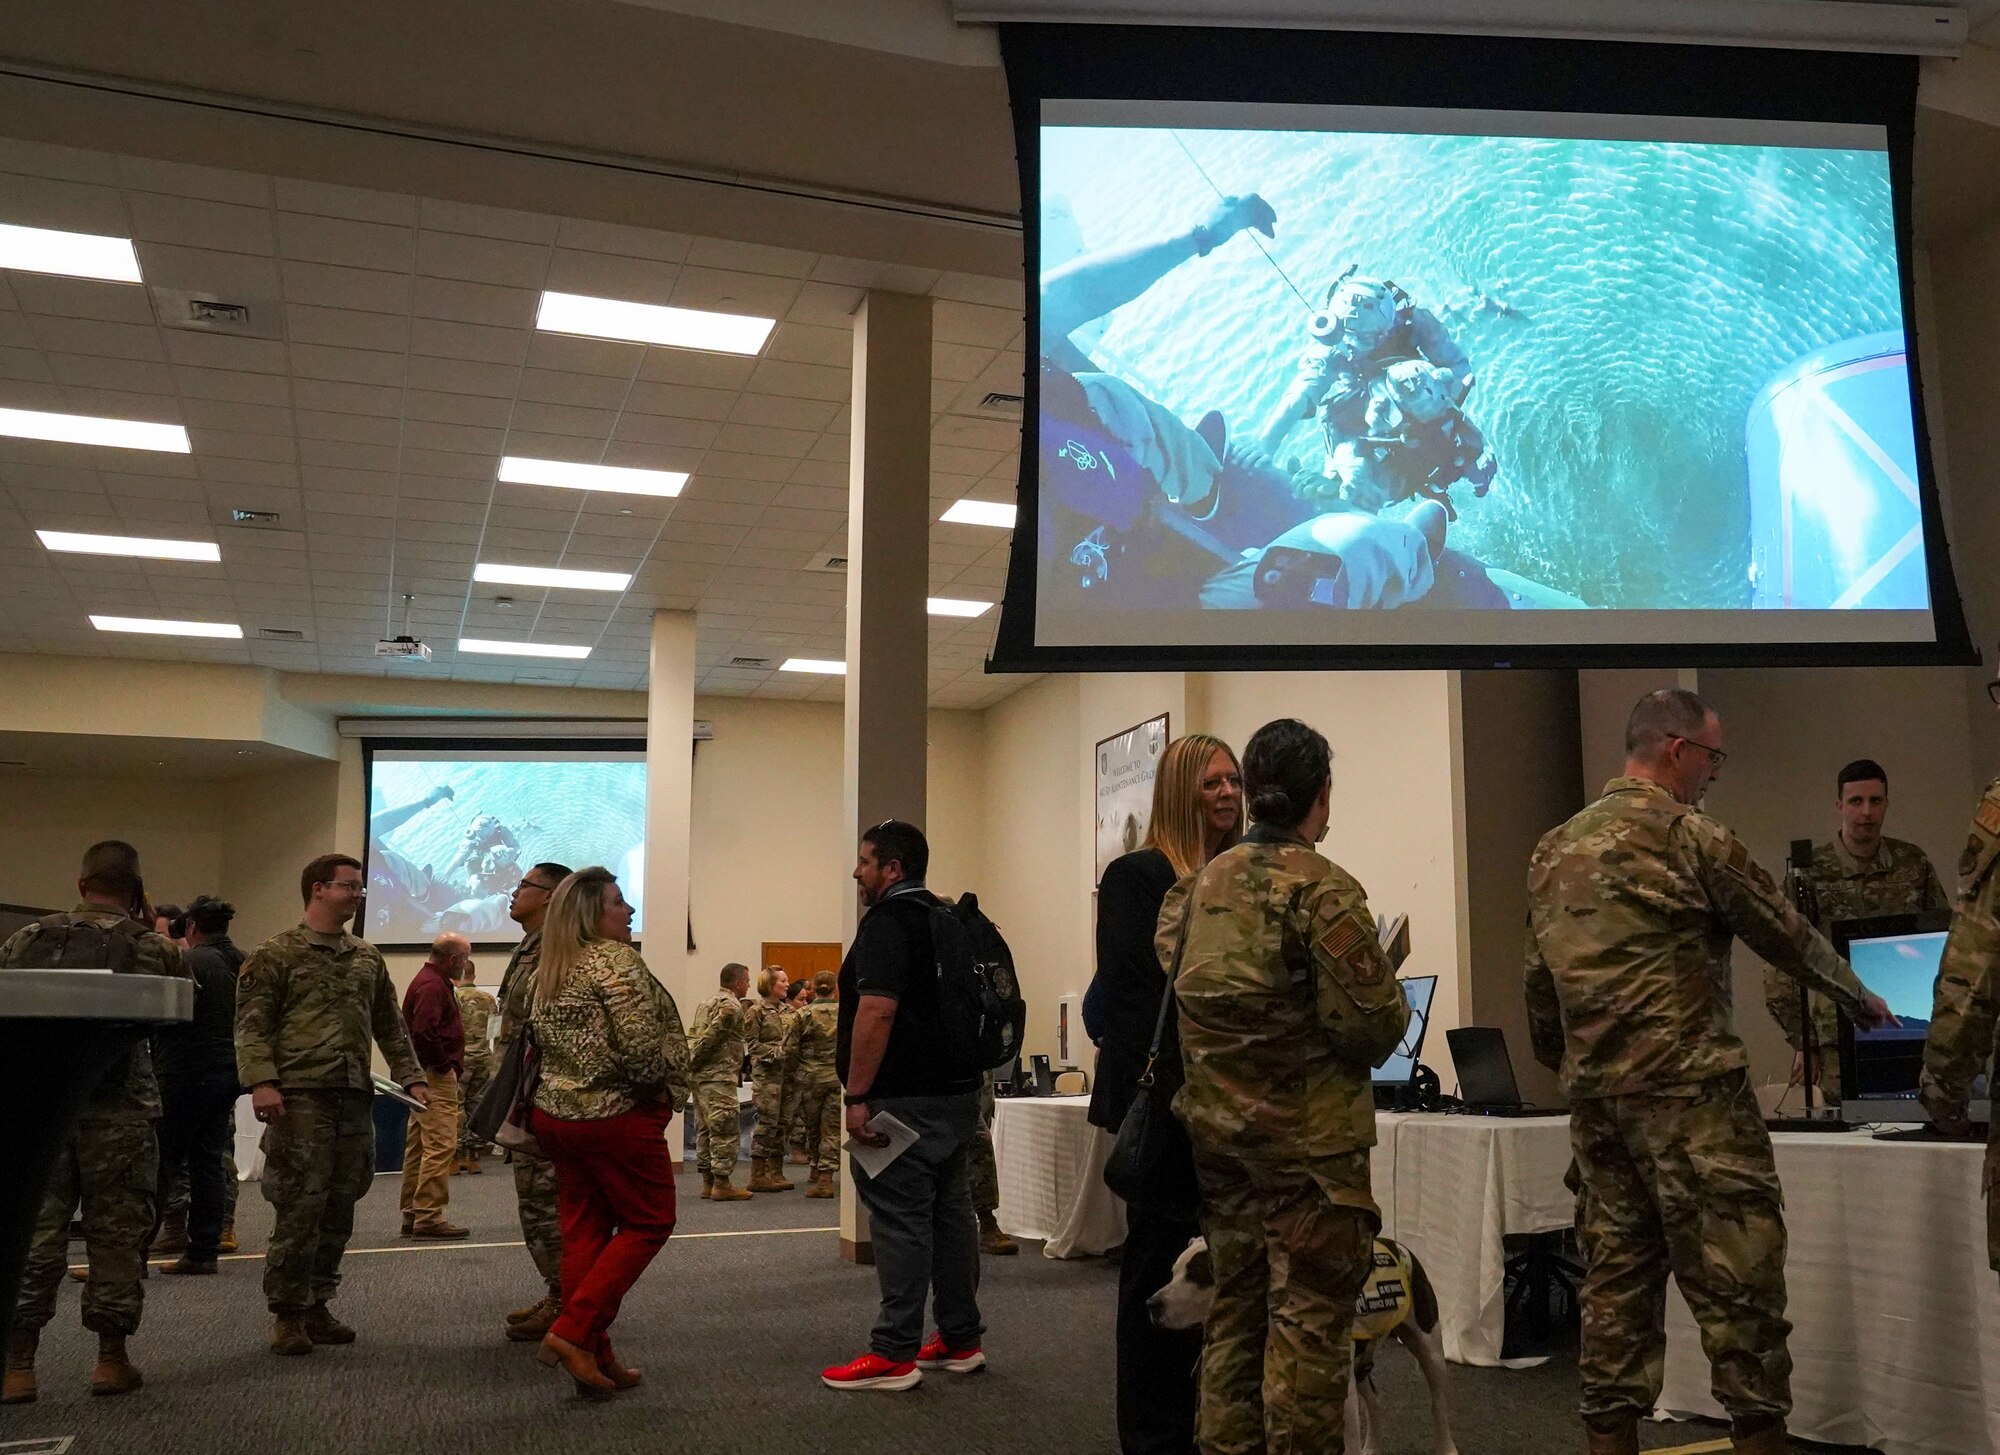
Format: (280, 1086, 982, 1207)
(5, 912, 148, 972)
(928, 893, 1028, 1077)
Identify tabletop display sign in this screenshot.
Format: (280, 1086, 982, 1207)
(1094, 713, 1169, 886)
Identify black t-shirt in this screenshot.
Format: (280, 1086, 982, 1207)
(836, 888, 978, 1100)
(1082, 848, 1179, 1131)
(152, 935, 244, 1082)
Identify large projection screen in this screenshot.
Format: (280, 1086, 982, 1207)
(363, 742, 647, 948)
(990, 26, 1974, 671)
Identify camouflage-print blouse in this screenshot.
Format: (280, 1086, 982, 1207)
(530, 940, 691, 1121)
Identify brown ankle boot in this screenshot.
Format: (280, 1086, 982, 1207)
(271, 1315, 312, 1357)
(303, 1302, 356, 1345)
(1731, 1418, 1788, 1454)
(804, 1170, 836, 1198)
(978, 1210, 1018, 1256)
(709, 1175, 754, 1202)
(749, 1157, 794, 1192)
(217, 1219, 238, 1254)
(699, 1172, 714, 1200)
(2, 1329, 36, 1405)
(1583, 1417, 1639, 1455)
(90, 1333, 142, 1396)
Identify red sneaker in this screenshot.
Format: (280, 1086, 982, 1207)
(915, 1333, 986, 1373)
(820, 1352, 921, 1391)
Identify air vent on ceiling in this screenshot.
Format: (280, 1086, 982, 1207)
(256, 627, 306, 641)
(980, 391, 1025, 413)
(152, 289, 284, 340)
(726, 656, 774, 669)
(806, 551, 848, 573)
(231, 509, 282, 527)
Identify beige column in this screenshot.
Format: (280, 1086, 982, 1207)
(642, 609, 697, 1019)
(839, 289, 934, 1264)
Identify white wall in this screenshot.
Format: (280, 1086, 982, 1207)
(0, 770, 225, 915)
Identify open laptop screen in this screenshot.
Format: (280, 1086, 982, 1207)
(1372, 976, 1437, 1086)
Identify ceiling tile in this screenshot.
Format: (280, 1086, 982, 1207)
(272, 179, 417, 227)
(416, 230, 550, 290)
(9, 274, 155, 325)
(554, 217, 692, 264)
(746, 358, 848, 402)
(161, 331, 287, 373)
(404, 389, 515, 429)
(525, 333, 642, 379)
(409, 316, 530, 367)
(290, 377, 402, 418)
(277, 212, 416, 273)
(280, 259, 410, 313)
(419, 198, 561, 245)
(289, 343, 406, 387)
(30, 317, 165, 363)
(543, 248, 680, 305)
(517, 367, 631, 410)
(669, 266, 800, 319)
(0, 172, 128, 234)
(286, 303, 410, 353)
(125, 193, 275, 255)
(411, 275, 537, 329)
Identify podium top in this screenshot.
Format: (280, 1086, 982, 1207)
(0, 970, 193, 1023)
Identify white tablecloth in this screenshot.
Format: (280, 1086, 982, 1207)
(1372, 1111, 1575, 1367)
(1661, 1133, 2000, 1455)
(991, 1094, 1128, 1259)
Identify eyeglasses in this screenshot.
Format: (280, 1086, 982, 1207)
(1672, 737, 1728, 769)
(327, 878, 365, 893)
(1200, 773, 1243, 792)
(512, 879, 557, 896)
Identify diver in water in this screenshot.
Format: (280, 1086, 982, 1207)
(1313, 359, 1498, 515)
(1256, 271, 1472, 464)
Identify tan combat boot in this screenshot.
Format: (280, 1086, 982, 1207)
(749, 1157, 794, 1192)
(506, 1294, 549, 1326)
(271, 1315, 312, 1357)
(89, 1334, 142, 1396)
(978, 1210, 1019, 1256)
(804, 1170, 836, 1199)
(1582, 1417, 1639, 1455)
(699, 1172, 714, 1201)
(710, 1174, 754, 1202)
(151, 1213, 188, 1258)
(303, 1302, 356, 1345)
(2, 1329, 36, 1405)
(506, 1296, 560, 1342)
(1731, 1418, 1788, 1455)
(217, 1217, 238, 1254)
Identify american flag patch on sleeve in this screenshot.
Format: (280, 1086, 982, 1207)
(1318, 911, 1372, 966)
(1976, 795, 2000, 837)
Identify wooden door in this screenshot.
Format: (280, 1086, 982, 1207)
(761, 941, 843, 993)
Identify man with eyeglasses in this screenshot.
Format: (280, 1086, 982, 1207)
(1919, 671, 2000, 1277)
(491, 861, 572, 1343)
(236, 854, 429, 1358)
(1525, 688, 1894, 1455)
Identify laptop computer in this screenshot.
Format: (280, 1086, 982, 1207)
(1446, 1027, 1562, 1116)
(1834, 911, 1987, 1131)
(1028, 1053, 1057, 1097)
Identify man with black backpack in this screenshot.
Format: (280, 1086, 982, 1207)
(3, 840, 189, 1405)
(821, 820, 988, 1393)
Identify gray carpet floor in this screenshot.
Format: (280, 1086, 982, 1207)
(2, 1159, 1858, 1454)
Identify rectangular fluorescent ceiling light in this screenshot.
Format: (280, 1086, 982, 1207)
(90, 615, 242, 639)
(0, 407, 190, 453)
(458, 638, 592, 660)
(473, 562, 632, 592)
(38, 529, 219, 563)
(780, 658, 846, 675)
(536, 290, 775, 356)
(927, 597, 993, 618)
(0, 222, 143, 284)
(499, 455, 688, 498)
(940, 498, 1016, 528)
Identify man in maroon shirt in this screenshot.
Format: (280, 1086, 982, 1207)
(399, 933, 471, 1238)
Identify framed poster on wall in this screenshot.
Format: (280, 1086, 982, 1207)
(1094, 713, 1170, 886)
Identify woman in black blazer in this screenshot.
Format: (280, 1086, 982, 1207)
(1084, 732, 1242, 1455)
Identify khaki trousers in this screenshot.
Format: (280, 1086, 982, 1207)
(398, 1070, 461, 1227)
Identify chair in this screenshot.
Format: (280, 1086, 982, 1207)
(1053, 1069, 1088, 1096)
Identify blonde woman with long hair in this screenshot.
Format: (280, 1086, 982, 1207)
(526, 867, 690, 1399)
(1081, 732, 1241, 1455)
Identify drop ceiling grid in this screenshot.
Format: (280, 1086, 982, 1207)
(0, 136, 1032, 706)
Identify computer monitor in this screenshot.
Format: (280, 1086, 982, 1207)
(1834, 912, 1953, 1113)
(1373, 976, 1437, 1086)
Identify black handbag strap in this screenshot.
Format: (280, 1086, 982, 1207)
(1137, 891, 1197, 1089)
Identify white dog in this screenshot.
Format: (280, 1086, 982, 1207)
(1148, 1235, 1458, 1455)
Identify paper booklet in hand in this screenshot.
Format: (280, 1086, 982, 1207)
(1378, 912, 1411, 972)
(371, 1074, 426, 1111)
(844, 1109, 920, 1179)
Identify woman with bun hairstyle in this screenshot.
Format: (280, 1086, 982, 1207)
(1167, 718, 1410, 1455)
(1084, 732, 1242, 1455)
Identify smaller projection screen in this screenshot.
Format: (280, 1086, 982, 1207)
(364, 744, 647, 946)
(990, 26, 1973, 670)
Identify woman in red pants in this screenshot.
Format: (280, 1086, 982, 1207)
(527, 865, 690, 1398)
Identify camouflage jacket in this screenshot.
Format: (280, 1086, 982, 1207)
(1763, 834, 1949, 1055)
(235, 924, 423, 1093)
(494, 928, 542, 1049)
(1169, 826, 1409, 1162)
(456, 985, 498, 1070)
(1919, 779, 2000, 1169)
(782, 995, 841, 1086)
(687, 990, 747, 1082)
(1525, 776, 1868, 1100)
(0, 902, 188, 1123)
(744, 995, 791, 1071)
(529, 940, 691, 1120)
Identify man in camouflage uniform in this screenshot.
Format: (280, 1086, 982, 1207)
(745, 967, 796, 1191)
(3, 841, 189, 1404)
(237, 853, 429, 1357)
(494, 861, 570, 1340)
(782, 977, 814, 1165)
(1171, 719, 1410, 1455)
(781, 971, 844, 1198)
(454, 958, 498, 1172)
(689, 962, 754, 1201)
(1763, 758, 1949, 1102)
(967, 1076, 1017, 1254)
(1525, 690, 1893, 1455)
(1918, 735, 2000, 1270)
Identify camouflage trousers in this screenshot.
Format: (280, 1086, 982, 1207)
(260, 1089, 374, 1315)
(1569, 1069, 1792, 1427)
(749, 1062, 787, 1161)
(794, 1073, 842, 1175)
(19, 1119, 158, 1337)
(969, 1075, 1000, 1215)
(782, 1071, 806, 1153)
(693, 1077, 742, 1178)
(458, 1060, 491, 1155)
(160, 1148, 241, 1227)
(513, 1152, 563, 1299)
(1193, 1147, 1377, 1455)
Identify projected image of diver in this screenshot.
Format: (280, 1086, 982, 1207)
(365, 756, 648, 943)
(1036, 121, 1924, 630)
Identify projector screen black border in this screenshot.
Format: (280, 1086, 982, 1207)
(987, 24, 1976, 674)
(359, 736, 648, 953)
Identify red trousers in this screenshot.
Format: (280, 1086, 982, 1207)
(531, 1103, 677, 1351)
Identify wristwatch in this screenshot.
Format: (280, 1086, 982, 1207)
(843, 1091, 872, 1106)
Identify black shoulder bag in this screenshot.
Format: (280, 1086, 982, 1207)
(1101, 896, 1200, 1222)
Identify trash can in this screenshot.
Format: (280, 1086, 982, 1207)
(373, 1092, 410, 1173)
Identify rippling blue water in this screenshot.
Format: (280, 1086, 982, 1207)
(1042, 126, 1903, 608)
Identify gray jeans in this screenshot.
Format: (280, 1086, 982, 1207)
(852, 1092, 984, 1361)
